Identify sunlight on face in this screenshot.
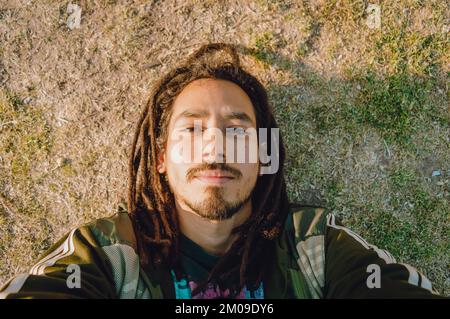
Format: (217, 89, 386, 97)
(158, 79, 260, 220)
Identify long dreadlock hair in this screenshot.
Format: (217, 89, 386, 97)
(127, 43, 290, 296)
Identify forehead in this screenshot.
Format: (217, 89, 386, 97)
(170, 78, 256, 124)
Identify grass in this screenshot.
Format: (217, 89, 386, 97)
(356, 72, 431, 145)
(0, 90, 55, 273)
(0, 0, 448, 295)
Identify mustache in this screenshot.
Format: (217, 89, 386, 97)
(186, 163, 242, 182)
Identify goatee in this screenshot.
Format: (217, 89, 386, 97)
(180, 186, 252, 220)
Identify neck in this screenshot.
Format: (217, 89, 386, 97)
(176, 200, 252, 256)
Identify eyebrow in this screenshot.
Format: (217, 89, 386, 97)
(224, 111, 254, 125)
(173, 110, 254, 125)
(173, 110, 209, 123)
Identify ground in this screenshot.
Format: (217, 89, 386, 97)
(0, 0, 448, 295)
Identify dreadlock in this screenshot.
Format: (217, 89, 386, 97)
(127, 42, 290, 296)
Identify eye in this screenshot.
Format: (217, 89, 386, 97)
(181, 126, 204, 133)
(232, 127, 247, 136)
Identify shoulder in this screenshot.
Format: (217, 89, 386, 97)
(278, 203, 331, 262)
(276, 204, 331, 298)
(79, 203, 137, 251)
(284, 204, 330, 241)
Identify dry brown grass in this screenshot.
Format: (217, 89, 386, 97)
(0, 0, 448, 295)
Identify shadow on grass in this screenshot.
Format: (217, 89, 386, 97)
(235, 44, 449, 294)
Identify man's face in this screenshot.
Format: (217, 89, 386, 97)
(157, 78, 259, 220)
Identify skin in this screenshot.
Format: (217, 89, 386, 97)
(157, 78, 260, 256)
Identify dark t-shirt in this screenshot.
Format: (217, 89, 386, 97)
(178, 234, 254, 299)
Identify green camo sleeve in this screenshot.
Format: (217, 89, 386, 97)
(0, 225, 117, 299)
(324, 214, 444, 298)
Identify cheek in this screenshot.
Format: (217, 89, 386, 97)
(166, 139, 187, 165)
(166, 164, 192, 198)
(245, 135, 259, 165)
(228, 135, 259, 164)
(249, 163, 260, 186)
(166, 161, 187, 182)
(166, 143, 195, 178)
(234, 163, 259, 186)
(167, 135, 203, 165)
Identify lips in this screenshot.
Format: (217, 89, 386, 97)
(195, 170, 235, 178)
(194, 170, 235, 185)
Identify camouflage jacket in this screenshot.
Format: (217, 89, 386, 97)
(0, 204, 442, 298)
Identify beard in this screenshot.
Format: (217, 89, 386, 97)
(178, 186, 252, 221)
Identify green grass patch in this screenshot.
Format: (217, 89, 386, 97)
(374, 26, 448, 76)
(249, 31, 288, 67)
(355, 72, 430, 145)
(0, 90, 53, 182)
(305, 71, 442, 148)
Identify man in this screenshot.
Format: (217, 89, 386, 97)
(0, 43, 443, 299)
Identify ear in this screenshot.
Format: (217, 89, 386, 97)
(157, 148, 167, 174)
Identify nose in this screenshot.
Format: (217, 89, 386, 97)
(202, 128, 226, 164)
